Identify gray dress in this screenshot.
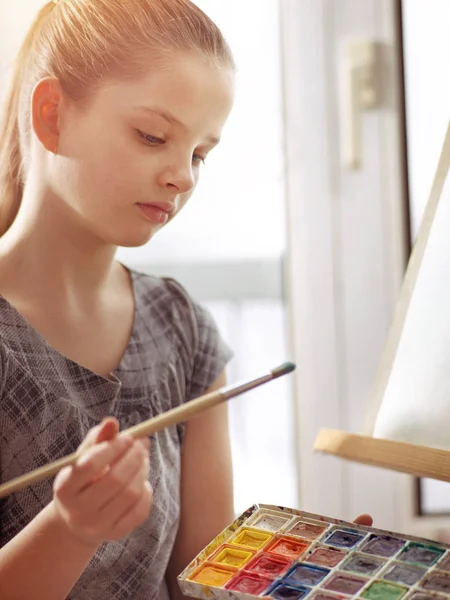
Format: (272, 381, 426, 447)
(0, 270, 232, 599)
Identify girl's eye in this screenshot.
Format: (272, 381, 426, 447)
(137, 130, 206, 166)
(137, 130, 165, 145)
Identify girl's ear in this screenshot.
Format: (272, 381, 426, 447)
(31, 77, 62, 153)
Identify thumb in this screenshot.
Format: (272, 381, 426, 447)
(353, 514, 373, 527)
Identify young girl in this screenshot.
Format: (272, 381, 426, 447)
(0, 1, 236, 598)
(0, 2, 373, 598)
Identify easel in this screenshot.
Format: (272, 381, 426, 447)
(315, 120, 450, 483)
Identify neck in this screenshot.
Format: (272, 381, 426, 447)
(0, 182, 120, 303)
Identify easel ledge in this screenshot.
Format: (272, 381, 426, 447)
(314, 428, 450, 483)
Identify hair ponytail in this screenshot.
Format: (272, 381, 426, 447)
(0, 2, 55, 235)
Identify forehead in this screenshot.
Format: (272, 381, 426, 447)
(85, 53, 235, 135)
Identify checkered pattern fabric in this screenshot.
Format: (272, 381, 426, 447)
(0, 271, 232, 599)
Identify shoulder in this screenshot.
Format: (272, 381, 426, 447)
(130, 269, 211, 333)
(129, 269, 233, 399)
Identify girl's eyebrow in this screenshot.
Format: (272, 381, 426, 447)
(134, 105, 221, 145)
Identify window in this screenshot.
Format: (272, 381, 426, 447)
(117, 0, 297, 514)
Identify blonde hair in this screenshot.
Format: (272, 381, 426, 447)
(0, 0, 234, 234)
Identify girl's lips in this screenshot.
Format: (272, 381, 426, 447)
(137, 203, 171, 225)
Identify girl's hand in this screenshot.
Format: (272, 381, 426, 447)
(353, 514, 373, 526)
(52, 417, 153, 547)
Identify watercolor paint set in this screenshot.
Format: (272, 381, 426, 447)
(178, 504, 450, 600)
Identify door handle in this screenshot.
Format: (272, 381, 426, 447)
(340, 39, 380, 170)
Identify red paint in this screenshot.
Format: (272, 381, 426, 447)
(246, 553, 291, 577)
(265, 536, 310, 560)
(225, 571, 273, 594)
(289, 521, 327, 540)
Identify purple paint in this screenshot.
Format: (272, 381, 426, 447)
(284, 563, 330, 587)
(267, 583, 311, 599)
(342, 553, 385, 576)
(399, 543, 444, 567)
(306, 546, 347, 568)
(383, 562, 426, 585)
(323, 573, 368, 595)
(360, 535, 406, 558)
(422, 571, 450, 593)
(324, 529, 364, 549)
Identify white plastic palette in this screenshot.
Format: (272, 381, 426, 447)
(178, 504, 450, 600)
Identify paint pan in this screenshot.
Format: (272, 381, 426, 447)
(341, 553, 386, 576)
(247, 508, 293, 533)
(286, 518, 328, 541)
(225, 571, 273, 594)
(245, 553, 291, 577)
(268, 582, 311, 599)
(265, 536, 310, 560)
(230, 527, 273, 550)
(306, 546, 348, 568)
(322, 573, 368, 594)
(208, 544, 255, 568)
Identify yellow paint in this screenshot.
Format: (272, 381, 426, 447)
(231, 528, 273, 549)
(212, 545, 254, 567)
(189, 563, 236, 587)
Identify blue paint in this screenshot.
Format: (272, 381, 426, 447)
(324, 528, 364, 549)
(266, 583, 311, 599)
(283, 563, 330, 587)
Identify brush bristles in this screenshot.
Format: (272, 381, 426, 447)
(271, 361, 296, 378)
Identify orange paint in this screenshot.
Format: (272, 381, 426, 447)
(265, 535, 310, 560)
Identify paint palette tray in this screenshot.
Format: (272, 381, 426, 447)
(178, 504, 450, 600)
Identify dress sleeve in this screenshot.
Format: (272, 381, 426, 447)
(161, 277, 233, 402)
(187, 301, 233, 401)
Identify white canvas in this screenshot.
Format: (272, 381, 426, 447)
(373, 124, 450, 449)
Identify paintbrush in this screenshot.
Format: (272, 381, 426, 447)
(0, 361, 295, 499)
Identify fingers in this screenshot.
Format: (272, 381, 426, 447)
(111, 481, 153, 540)
(77, 438, 150, 512)
(53, 419, 153, 546)
(99, 448, 151, 527)
(54, 434, 134, 499)
(353, 514, 373, 526)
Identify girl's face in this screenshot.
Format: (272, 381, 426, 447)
(48, 52, 234, 247)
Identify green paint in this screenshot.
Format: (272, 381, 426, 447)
(362, 582, 407, 600)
